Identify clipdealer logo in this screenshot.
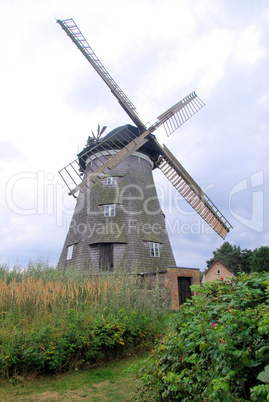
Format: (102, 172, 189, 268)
(5, 169, 265, 234)
(229, 170, 264, 232)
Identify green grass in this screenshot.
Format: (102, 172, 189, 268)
(0, 354, 145, 401)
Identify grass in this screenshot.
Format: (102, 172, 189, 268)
(0, 260, 170, 378)
(0, 354, 144, 401)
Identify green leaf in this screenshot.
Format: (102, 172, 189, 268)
(200, 342, 210, 352)
(219, 344, 226, 353)
(258, 366, 269, 384)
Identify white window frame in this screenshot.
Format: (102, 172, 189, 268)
(104, 204, 116, 217)
(149, 242, 160, 257)
(106, 177, 117, 185)
(67, 244, 74, 260)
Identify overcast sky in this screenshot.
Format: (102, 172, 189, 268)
(1, 0, 268, 269)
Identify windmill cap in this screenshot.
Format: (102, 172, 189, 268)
(102, 124, 139, 143)
(78, 124, 162, 170)
(104, 124, 162, 164)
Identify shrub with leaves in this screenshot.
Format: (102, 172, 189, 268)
(136, 272, 269, 401)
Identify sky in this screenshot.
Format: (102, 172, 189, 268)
(1, 0, 268, 270)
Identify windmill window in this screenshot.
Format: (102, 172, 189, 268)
(149, 242, 160, 257)
(67, 245, 74, 260)
(106, 177, 117, 185)
(104, 204, 115, 217)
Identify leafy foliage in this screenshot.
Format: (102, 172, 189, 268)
(136, 273, 269, 401)
(251, 246, 269, 273)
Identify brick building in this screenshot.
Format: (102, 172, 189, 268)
(201, 259, 235, 283)
(139, 267, 201, 309)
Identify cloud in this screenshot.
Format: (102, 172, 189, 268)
(0, 142, 22, 164)
(235, 25, 266, 64)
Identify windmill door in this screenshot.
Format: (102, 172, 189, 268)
(178, 277, 191, 305)
(100, 243, 114, 271)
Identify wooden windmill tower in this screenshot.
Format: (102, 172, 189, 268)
(57, 19, 232, 272)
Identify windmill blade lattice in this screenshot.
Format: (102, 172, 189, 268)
(157, 92, 205, 136)
(155, 142, 232, 238)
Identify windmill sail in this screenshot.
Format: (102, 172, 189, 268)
(57, 18, 145, 132)
(154, 141, 232, 238)
(157, 92, 205, 136)
(57, 19, 205, 137)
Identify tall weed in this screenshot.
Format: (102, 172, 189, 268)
(0, 260, 169, 378)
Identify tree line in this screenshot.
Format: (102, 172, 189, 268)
(206, 242, 269, 274)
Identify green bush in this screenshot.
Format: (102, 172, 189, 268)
(136, 273, 269, 401)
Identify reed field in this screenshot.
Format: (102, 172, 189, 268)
(0, 260, 170, 378)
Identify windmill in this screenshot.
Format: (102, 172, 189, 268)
(57, 18, 232, 272)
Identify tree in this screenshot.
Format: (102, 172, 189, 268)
(251, 246, 269, 273)
(206, 243, 269, 274)
(206, 242, 233, 267)
(240, 248, 253, 274)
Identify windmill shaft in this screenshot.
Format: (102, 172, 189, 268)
(57, 19, 145, 132)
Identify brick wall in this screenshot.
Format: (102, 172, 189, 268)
(165, 267, 200, 309)
(139, 267, 201, 310)
(203, 260, 234, 283)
